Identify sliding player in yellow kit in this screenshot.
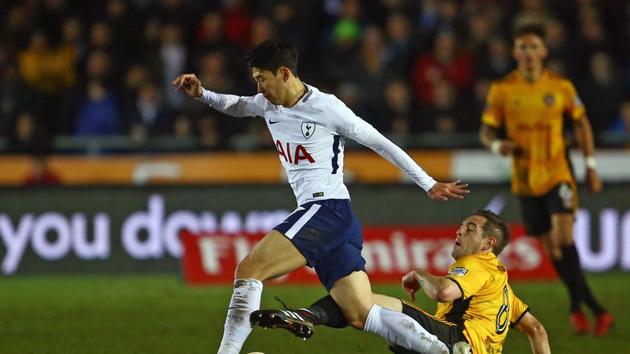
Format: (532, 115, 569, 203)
(381, 210, 550, 354)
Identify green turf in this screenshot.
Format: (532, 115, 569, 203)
(1, 273, 628, 354)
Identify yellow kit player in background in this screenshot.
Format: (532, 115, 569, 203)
(479, 22, 612, 335)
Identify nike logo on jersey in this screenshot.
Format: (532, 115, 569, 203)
(269, 120, 280, 125)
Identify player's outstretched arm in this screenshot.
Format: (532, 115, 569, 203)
(172, 73, 264, 118)
(172, 73, 203, 98)
(427, 180, 469, 201)
(515, 312, 551, 354)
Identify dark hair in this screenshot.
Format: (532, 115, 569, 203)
(473, 210, 511, 256)
(513, 22, 547, 42)
(246, 39, 299, 75)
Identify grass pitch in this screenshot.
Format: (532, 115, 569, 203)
(1, 273, 628, 354)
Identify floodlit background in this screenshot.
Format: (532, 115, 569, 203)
(0, 0, 629, 353)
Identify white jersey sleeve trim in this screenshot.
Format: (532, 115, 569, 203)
(196, 87, 266, 118)
(327, 98, 437, 192)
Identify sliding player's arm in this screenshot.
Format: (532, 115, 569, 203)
(402, 270, 462, 302)
(514, 312, 551, 354)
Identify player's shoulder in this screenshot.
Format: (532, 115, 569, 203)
(302, 84, 349, 115)
(252, 92, 276, 111)
(494, 71, 520, 86)
(545, 70, 575, 87)
(451, 254, 484, 272)
(305, 84, 339, 105)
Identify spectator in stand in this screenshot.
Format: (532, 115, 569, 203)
(570, 5, 611, 76)
(73, 50, 121, 136)
(377, 79, 418, 141)
(421, 80, 466, 135)
(250, 17, 275, 47)
(476, 36, 512, 80)
(9, 110, 51, 154)
(74, 79, 121, 136)
(411, 30, 473, 104)
(222, 0, 253, 49)
(160, 23, 187, 109)
(608, 99, 630, 139)
(129, 81, 172, 141)
(18, 30, 76, 136)
(0, 61, 25, 136)
(545, 18, 571, 66)
(195, 11, 228, 53)
(18, 30, 76, 97)
(577, 52, 623, 134)
(383, 13, 413, 77)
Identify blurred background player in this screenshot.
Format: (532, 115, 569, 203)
(174, 39, 469, 354)
(252, 210, 551, 354)
(479, 22, 613, 335)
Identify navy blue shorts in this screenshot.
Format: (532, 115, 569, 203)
(274, 199, 366, 291)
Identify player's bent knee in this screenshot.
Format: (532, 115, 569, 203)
(338, 305, 370, 329)
(349, 319, 365, 330)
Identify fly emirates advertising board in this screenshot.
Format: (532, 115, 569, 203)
(1, 193, 629, 280)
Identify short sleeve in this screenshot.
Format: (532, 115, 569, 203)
(564, 81, 586, 122)
(509, 290, 530, 328)
(444, 256, 490, 299)
(481, 82, 504, 128)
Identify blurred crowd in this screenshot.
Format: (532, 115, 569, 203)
(1, 0, 629, 154)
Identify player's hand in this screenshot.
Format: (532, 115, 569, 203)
(172, 73, 203, 98)
(586, 168, 602, 193)
(493, 139, 518, 156)
(402, 271, 420, 301)
(427, 180, 469, 201)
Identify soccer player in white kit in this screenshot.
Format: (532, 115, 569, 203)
(173, 39, 469, 354)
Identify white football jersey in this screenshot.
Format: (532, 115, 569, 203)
(198, 84, 436, 205)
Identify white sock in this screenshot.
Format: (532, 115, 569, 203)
(217, 279, 263, 354)
(363, 304, 449, 354)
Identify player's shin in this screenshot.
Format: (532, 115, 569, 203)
(363, 304, 449, 354)
(217, 279, 263, 354)
(306, 295, 349, 328)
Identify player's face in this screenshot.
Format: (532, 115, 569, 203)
(512, 34, 547, 72)
(252, 67, 286, 105)
(452, 215, 487, 259)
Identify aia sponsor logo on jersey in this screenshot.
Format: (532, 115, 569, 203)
(275, 140, 315, 164)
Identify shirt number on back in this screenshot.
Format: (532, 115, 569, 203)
(495, 285, 510, 334)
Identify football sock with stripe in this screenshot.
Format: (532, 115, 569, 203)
(217, 279, 263, 354)
(364, 304, 449, 354)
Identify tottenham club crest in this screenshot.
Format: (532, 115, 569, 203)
(301, 122, 316, 139)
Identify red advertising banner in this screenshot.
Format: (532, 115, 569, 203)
(180, 225, 556, 285)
